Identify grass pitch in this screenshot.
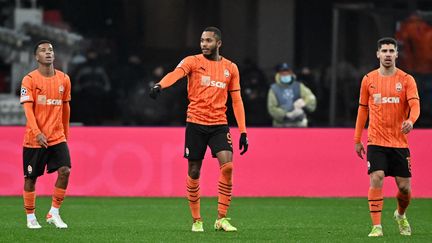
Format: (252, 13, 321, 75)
(0, 197, 431, 242)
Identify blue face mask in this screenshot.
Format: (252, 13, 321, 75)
(280, 75, 293, 84)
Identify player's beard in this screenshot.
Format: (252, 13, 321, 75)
(202, 46, 218, 60)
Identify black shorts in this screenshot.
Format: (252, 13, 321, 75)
(367, 145, 411, 177)
(23, 142, 71, 178)
(184, 122, 233, 160)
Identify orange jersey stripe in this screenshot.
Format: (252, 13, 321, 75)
(20, 69, 71, 148)
(357, 68, 419, 148)
(176, 54, 241, 125)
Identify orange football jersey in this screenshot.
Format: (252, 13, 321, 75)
(176, 54, 240, 125)
(20, 69, 71, 148)
(358, 68, 419, 147)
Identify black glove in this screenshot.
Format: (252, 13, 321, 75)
(149, 83, 162, 99)
(239, 133, 248, 155)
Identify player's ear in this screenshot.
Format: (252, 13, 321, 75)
(217, 40, 222, 48)
(376, 50, 380, 59)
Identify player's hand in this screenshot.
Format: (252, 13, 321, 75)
(355, 142, 365, 159)
(239, 133, 248, 155)
(149, 83, 162, 99)
(36, 133, 48, 148)
(294, 98, 306, 109)
(401, 120, 413, 134)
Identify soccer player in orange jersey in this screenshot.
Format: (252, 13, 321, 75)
(20, 40, 72, 229)
(354, 37, 420, 237)
(149, 27, 248, 232)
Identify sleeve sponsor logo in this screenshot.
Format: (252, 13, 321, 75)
(20, 96, 30, 102)
(20, 87, 27, 96)
(177, 60, 185, 68)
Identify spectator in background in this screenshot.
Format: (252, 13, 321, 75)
(71, 49, 111, 125)
(123, 64, 172, 125)
(267, 62, 316, 127)
(240, 58, 271, 126)
(396, 13, 432, 126)
(396, 13, 432, 74)
(112, 54, 148, 125)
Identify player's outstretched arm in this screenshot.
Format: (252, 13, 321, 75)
(149, 68, 185, 99)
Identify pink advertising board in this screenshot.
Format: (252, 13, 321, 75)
(0, 127, 430, 197)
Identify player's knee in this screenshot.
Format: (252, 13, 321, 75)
(188, 165, 200, 179)
(24, 177, 37, 191)
(398, 184, 410, 194)
(58, 166, 70, 178)
(188, 169, 200, 179)
(369, 172, 384, 187)
(371, 172, 384, 181)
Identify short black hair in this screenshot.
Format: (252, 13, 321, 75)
(203, 26, 222, 41)
(33, 40, 52, 55)
(377, 37, 398, 50)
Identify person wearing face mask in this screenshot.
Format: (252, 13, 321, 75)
(267, 62, 317, 127)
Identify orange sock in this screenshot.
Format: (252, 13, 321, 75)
(368, 187, 383, 225)
(23, 191, 36, 214)
(52, 187, 66, 209)
(186, 176, 201, 221)
(218, 162, 233, 218)
(396, 191, 411, 215)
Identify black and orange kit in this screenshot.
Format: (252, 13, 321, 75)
(20, 69, 72, 177)
(354, 68, 420, 177)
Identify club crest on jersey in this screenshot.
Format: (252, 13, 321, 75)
(395, 82, 402, 92)
(185, 147, 189, 157)
(59, 85, 64, 94)
(224, 69, 230, 78)
(27, 165, 33, 174)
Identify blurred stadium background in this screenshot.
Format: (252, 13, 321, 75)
(0, 0, 431, 240)
(0, 0, 431, 127)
